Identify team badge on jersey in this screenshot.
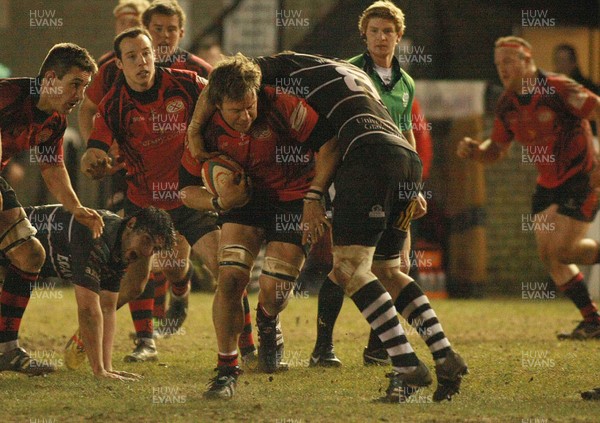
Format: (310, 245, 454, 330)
(166, 98, 185, 114)
(402, 92, 409, 108)
(368, 204, 385, 218)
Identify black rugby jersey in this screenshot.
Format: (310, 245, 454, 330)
(254, 53, 415, 159)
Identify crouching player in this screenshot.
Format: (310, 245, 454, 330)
(1, 205, 175, 379)
(181, 54, 335, 399)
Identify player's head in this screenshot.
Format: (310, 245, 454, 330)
(121, 206, 176, 264)
(114, 27, 155, 92)
(142, 0, 185, 60)
(553, 44, 578, 76)
(113, 0, 150, 35)
(37, 43, 97, 115)
(494, 36, 535, 91)
(208, 53, 261, 134)
(358, 1, 404, 62)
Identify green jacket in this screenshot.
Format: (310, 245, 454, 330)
(348, 52, 414, 132)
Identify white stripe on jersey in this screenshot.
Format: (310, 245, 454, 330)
(305, 77, 342, 101)
(47, 206, 60, 276)
(68, 214, 75, 243)
(343, 131, 406, 161)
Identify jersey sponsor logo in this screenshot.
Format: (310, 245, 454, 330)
(85, 266, 100, 282)
(166, 98, 185, 114)
(250, 125, 272, 140)
(536, 109, 553, 123)
(289, 103, 307, 132)
(368, 204, 385, 218)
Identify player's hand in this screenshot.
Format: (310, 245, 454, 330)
(186, 134, 220, 162)
(83, 149, 126, 180)
(95, 369, 138, 381)
(413, 192, 427, 219)
(218, 172, 251, 210)
(301, 200, 331, 246)
(457, 137, 481, 160)
(108, 369, 143, 380)
(73, 206, 104, 239)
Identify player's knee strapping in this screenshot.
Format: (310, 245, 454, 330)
(330, 245, 377, 297)
(0, 217, 37, 255)
(218, 244, 254, 274)
(261, 256, 301, 289)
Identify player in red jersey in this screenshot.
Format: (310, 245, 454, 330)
(181, 54, 335, 399)
(78, 27, 227, 363)
(0, 43, 103, 375)
(458, 36, 600, 339)
(96, 0, 151, 68)
(79, 0, 211, 141)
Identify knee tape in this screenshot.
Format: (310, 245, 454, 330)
(0, 217, 37, 254)
(218, 244, 254, 273)
(331, 245, 377, 296)
(261, 256, 301, 285)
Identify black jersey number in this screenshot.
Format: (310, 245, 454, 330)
(335, 66, 382, 101)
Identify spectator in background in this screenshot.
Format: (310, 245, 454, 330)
(553, 44, 600, 95)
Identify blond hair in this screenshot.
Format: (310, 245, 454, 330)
(358, 1, 405, 36)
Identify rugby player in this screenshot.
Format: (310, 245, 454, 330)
(79, 0, 218, 348)
(457, 37, 600, 340)
(189, 51, 468, 402)
(311, 0, 450, 371)
(0, 43, 103, 375)
(22, 205, 175, 380)
(182, 54, 334, 399)
(79, 27, 227, 362)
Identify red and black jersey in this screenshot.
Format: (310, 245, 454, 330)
(88, 67, 205, 210)
(86, 48, 211, 106)
(254, 53, 414, 160)
(492, 70, 598, 188)
(181, 86, 332, 202)
(0, 78, 65, 169)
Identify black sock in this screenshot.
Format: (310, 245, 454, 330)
(314, 277, 344, 349)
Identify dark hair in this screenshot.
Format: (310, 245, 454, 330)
(125, 206, 177, 251)
(207, 53, 261, 106)
(142, 0, 185, 29)
(113, 27, 153, 60)
(38, 43, 97, 79)
(554, 44, 577, 63)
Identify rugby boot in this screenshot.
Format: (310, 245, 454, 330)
(124, 338, 158, 362)
(433, 349, 469, 402)
(0, 347, 56, 376)
(64, 328, 86, 370)
(582, 387, 600, 400)
(557, 320, 600, 340)
(309, 343, 342, 367)
(257, 313, 288, 373)
(383, 360, 433, 402)
(241, 348, 259, 371)
(363, 346, 391, 366)
(204, 365, 242, 399)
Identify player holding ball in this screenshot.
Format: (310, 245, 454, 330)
(181, 53, 335, 399)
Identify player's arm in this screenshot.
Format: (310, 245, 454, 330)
(301, 136, 341, 245)
(81, 110, 126, 180)
(187, 87, 219, 161)
(456, 137, 509, 164)
(78, 97, 98, 142)
(40, 163, 104, 238)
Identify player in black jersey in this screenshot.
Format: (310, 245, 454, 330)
(7, 205, 176, 379)
(190, 52, 466, 402)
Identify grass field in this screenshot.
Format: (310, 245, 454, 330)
(5, 288, 600, 422)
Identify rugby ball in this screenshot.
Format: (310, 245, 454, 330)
(201, 155, 245, 197)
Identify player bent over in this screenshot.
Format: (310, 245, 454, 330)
(0, 43, 103, 375)
(79, 27, 230, 362)
(182, 54, 334, 399)
(458, 37, 600, 340)
(252, 52, 467, 402)
(21, 205, 174, 379)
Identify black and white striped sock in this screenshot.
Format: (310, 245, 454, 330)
(396, 282, 451, 364)
(351, 280, 418, 373)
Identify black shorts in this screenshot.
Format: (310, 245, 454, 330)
(332, 143, 422, 260)
(220, 195, 304, 248)
(531, 172, 598, 222)
(123, 199, 219, 246)
(0, 176, 22, 211)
